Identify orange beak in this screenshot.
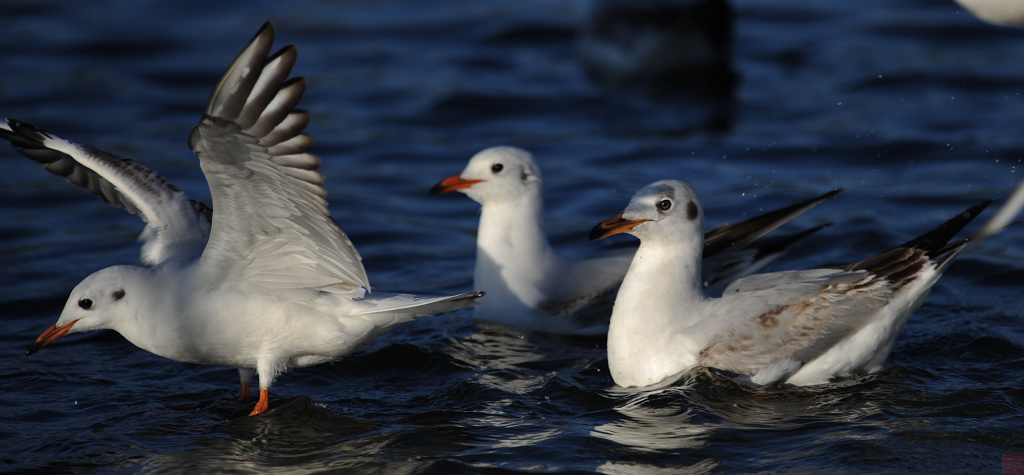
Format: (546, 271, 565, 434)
(27, 320, 78, 356)
(429, 174, 484, 195)
(588, 213, 651, 241)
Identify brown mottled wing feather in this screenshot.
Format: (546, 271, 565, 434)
(703, 199, 993, 375)
(700, 270, 888, 374)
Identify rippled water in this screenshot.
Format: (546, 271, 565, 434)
(2, 0, 1023, 473)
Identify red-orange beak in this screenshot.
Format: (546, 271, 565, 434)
(429, 174, 484, 195)
(588, 213, 651, 241)
(27, 320, 78, 356)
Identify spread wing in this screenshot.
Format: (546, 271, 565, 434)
(188, 21, 369, 293)
(0, 119, 210, 265)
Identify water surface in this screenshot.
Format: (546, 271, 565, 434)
(2, 0, 1023, 473)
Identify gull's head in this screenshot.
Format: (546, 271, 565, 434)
(429, 146, 542, 205)
(589, 179, 704, 244)
(27, 266, 140, 355)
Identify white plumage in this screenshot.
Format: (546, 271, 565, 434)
(3, 22, 481, 416)
(431, 146, 838, 335)
(590, 179, 1023, 388)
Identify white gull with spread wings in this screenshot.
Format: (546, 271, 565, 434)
(589, 179, 1024, 388)
(430, 146, 838, 335)
(2, 22, 481, 416)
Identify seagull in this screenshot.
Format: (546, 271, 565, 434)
(588, 179, 1024, 388)
(429, 146, 839, 335)
(952, 0, 1024, 26)
(2, 21, 482, 416)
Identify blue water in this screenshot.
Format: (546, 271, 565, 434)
(2, 0, 1024, 473)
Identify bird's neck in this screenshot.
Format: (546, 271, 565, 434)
(111, 263, 197, 363)
(473, 194, 559, 306)
(615, 239, 706, 320)
(607, 239, 705, 386)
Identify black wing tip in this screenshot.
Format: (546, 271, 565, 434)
(268, 42, 298, 62)
(801, 187, 845, 208)
(281, 76, 308, 91)
(703, 187, 842, 257)
(1, 119, 57, 156)
(826, 187, 845, 198)
(899, 199, 994, 257)
(4, 118, 49, 143)
(202, 21, 279, 118)
(255, 20, 276, 42)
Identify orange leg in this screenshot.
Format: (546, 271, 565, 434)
(249, 389, 269, 416)
(237, 380, 251, 402)
(236, 368, 254, 403)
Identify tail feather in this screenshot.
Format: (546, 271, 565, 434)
(351, 291, 484, 319)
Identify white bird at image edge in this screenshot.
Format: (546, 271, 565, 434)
(589, 179, 1024, 388)
(2, 21, 482, 416)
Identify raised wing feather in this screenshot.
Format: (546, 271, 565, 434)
(188, 21, 370, 293)
(0, 119, 210, 265)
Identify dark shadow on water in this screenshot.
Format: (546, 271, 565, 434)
(131, 396, 397, 473)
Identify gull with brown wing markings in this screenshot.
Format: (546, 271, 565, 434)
(589, 179, 1024, 388)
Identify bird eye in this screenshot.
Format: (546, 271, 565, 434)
(491, 163, 504, 173)
(113, 289, 126, 301)
(79, 299, 93, 310)
(657, 199, 672, 211)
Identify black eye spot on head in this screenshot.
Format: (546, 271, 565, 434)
(491, 163, 504, 174)
(113, 289, 126, 301)
(79, 298, 93, 310)
(686, 201, 699, 221)
(657, 199, 672, 211)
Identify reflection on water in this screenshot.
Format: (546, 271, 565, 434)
(598, 459, 719, 475)
(134, 398, 398, 474)
(445, 322, 604, 394)
(592, 387, 710, 452)
(590, 366, 949, 472)
(3, 0, 1024, 472)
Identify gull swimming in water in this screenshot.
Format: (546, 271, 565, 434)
(430, 146, 839, 335)
(2, 22, 481, 416)
(588, 179, 1024, 388)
